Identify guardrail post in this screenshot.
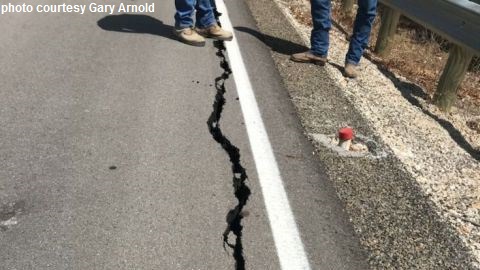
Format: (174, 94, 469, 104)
(433, 44, 474, 112)
(375, 6, 401, 57)
(342, 0, 355, 16)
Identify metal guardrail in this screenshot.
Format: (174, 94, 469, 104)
(380, 0, 480, 54)
(341, 0, 479, 112)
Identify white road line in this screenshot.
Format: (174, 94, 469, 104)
(214, 1, 312, 269)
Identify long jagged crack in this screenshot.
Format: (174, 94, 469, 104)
(207, 39, 251, 270)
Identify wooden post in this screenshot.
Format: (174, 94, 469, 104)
(433, 44, 474, 112)
(342, 0, 355, 17)
(375, 6, 401, 57)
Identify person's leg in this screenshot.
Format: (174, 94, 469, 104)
(195, 0, 233, 41)
(210, 0, 216, 9)
(310, 0, 331, 58)
(345, 0, 377, 65)
(209, 0, 220, 20)
(195, 0, 216, 28)
(174, 0, 196, 29)
(174, 0, 206, 46)
(291, 0, 330, 65)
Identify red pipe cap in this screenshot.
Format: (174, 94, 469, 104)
(338, 127, 354, 140)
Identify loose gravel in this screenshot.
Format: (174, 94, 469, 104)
(243, 0, 479, 268)
(276, 0, 480, 266)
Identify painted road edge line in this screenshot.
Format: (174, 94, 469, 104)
(214, 1, 312, 269)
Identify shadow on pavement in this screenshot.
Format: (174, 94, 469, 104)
(234, 26, 308, 55)
(97, 14, 177, 41)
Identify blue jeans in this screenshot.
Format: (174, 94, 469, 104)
(175, 0, 217, 29)
(210, 0, 220, 21)
(210, 0, 217, 12)
(310, 0, 377, 65)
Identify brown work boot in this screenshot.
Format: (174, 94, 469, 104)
(344, 63, 358, 78)
(196, 24, 233, 41)
(174, 27, 206, 47)
(290, 51, 327, 66)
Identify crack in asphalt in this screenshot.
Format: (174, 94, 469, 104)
(207, 39, 251, 270)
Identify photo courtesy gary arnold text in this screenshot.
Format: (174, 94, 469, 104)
(1, 3, 156, 15)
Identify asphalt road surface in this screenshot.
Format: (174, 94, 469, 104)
(0, 0, 370, 269)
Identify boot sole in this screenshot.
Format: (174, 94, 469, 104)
(290, 57, 326, 66)
(343, 72, 358, 78)
(198, 33, 233, 42)
(182, 39, 206, 47)
(209, 35, 233, 41)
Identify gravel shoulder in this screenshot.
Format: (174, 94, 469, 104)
(240, 0, 480, 268)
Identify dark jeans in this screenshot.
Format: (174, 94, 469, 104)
(310, 0, 377, 65)
(210, 0, 220, 21)
(174, 0, 216, 29)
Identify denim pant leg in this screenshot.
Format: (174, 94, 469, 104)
(195, 0, 217, 28)
(210, 0, 220, 21)
(345, 0, 377, 65)
(174, 0, 196, 29)
(210, 0, 217, 12)
(310, 0, 331, 57)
